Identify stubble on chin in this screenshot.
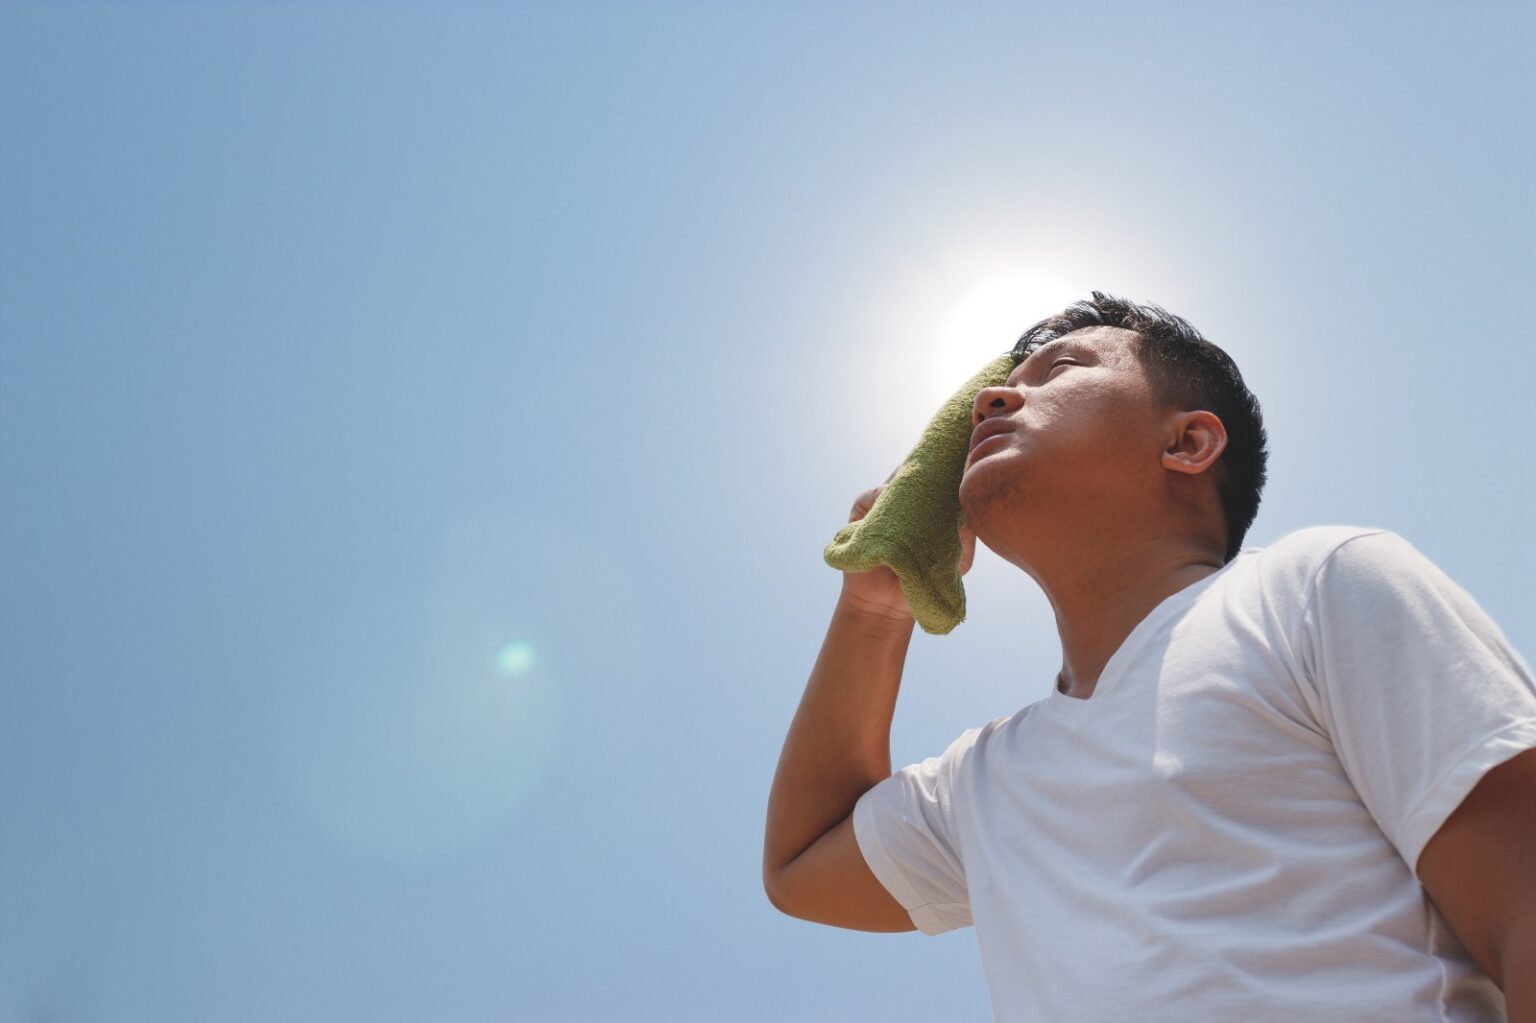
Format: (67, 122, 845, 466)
(960, 460, 1038, 549)
(958, 465, 1006, 538)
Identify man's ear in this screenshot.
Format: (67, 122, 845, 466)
(1161, 410, 1227, 476)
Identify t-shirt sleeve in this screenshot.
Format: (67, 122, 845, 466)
(1296, 529, 1536, 880)
(851, 727, 980, 936)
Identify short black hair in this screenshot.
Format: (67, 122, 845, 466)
(1009, 290, 1269, 563)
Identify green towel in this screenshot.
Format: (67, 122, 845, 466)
(824, 350, 1019, 635)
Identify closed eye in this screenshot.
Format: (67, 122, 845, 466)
(1005, 355, 1079, 388)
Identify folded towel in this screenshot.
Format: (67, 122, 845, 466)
(824, 351, 1019, 635)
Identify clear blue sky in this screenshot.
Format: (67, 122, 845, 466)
(2, 2, 1532, 1020)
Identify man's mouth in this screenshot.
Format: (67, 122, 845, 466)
(968, 432, 1011, 461)
(969, 420, 1015, 452)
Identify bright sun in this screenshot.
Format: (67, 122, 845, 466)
(935, 274, 1082, 405)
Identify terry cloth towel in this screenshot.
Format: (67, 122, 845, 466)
(824, 351, 1019, 635)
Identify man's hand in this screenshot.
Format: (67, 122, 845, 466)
(839, 471, 977, 623)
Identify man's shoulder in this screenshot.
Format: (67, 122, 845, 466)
(1260, 524, 1398, 559)
(1241, 524, 1406, 593)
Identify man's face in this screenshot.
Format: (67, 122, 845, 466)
(958, 324, 1170, 534)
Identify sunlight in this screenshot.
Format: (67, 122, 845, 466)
(934, 273, 1081, 407)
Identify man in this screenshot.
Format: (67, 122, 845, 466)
(763, 291, 1536, 1020)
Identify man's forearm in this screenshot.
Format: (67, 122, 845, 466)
(762, 588, 915, 881)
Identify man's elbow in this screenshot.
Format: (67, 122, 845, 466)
(762, 864, 797, 918)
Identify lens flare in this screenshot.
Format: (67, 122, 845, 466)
(271, 505, 653, 865)
(496, 640, 536, 677)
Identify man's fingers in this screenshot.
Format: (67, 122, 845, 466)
(850, 484, 889, 522)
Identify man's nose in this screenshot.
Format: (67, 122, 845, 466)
(972, 386, 1019, 426)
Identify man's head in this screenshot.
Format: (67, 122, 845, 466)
(958, 290, 1269, 567)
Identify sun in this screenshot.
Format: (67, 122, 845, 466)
(935, 274, 1081, 406)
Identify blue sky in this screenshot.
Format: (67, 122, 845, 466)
(2, 2, 1532, 1020)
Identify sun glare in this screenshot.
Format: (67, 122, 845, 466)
(935, 274, 1081, 407)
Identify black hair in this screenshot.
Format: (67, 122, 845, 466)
(1009, 290, 1269, 563)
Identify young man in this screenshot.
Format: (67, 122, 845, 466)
(763, 291, 1536, 1020)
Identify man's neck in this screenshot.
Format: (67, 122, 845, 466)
(1038, 539, 1225, 699)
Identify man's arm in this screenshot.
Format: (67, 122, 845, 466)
(1504, 914, 1536, 1023)
(762, 588, 917, 931)
(1300, 530, 1536, 1004)
(1415, 745, 1536, 1008)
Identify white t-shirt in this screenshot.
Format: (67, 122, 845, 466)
(854, 525, 1536, 1022)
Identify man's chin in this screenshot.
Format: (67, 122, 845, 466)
(957, 469, 992, 524)
(959, 452, 1005, 493)
(959, 460, 1028, 528)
